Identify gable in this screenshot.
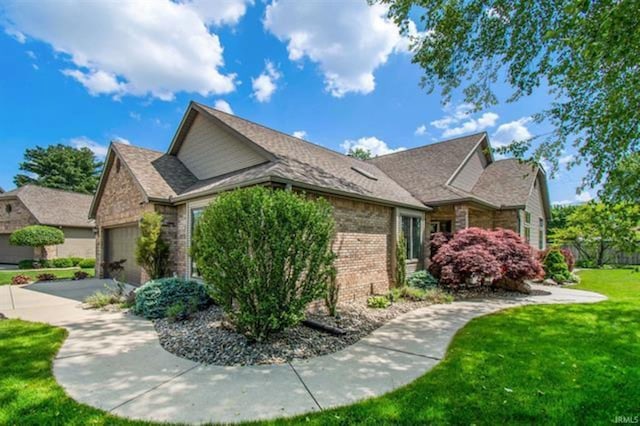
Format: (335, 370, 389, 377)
(450, 143, 489, 191)
(176, 113, 268, 180)
(0, 196, 37, 233)
(526, 174, 547, 221)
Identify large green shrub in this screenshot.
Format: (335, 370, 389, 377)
(135, 212, 169, 280)
(51, 258, 73, 268)
(134, 278, 210, 319)
(10, 225, 64, 260)
(78, 258, 96, 268)
(192, 186, 336, 341)
(543, 248, 572, 282)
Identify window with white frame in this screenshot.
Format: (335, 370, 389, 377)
(538, 217, 545, 249)
(401, 215, 422, 260)
(524, 211, 532, 243)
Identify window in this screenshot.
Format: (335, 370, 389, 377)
(190, 207, 204, 278)
(430, 220, 452, 234)
(538, 218, 545, 249)
(401, 215, 422, 260)
(524, 212, 531, 243)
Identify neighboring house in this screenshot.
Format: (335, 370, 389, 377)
(0, 185, 96, 264)
(90, 101, 551, 299)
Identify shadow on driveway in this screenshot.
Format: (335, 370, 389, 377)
(24, 279, 135, 302)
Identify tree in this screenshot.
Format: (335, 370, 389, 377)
(192, 186, 336, 341)
(135, 212, 169, 280)
(378, 0, 639, 192)
(10, 225, 64, 262)
(14, 144, 103, 194)
(551, 202, 640, 267)
(600, 154, 640, 204)
(547, 204, 578, 242)
(347, 147, 373, 160)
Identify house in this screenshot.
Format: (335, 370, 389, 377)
(89, 101, 551, 299)
(0, 185, 96, 264)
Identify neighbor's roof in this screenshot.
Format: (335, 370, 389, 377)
(167, 102, 426, 209)
(0, 185, 94, 228)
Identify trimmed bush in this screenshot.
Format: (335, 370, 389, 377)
(79, 258, 96, 268)
(51, 258, 74, 268)
(431, 228, 543, 290)
(408, 270, 438, 289)
(9, 225, 64, 261)
(135, 212, 169, 280)
(69, 257, 83, 266)
(538, 248, 575, 272)
(543, 248, 572, 282)
(11, 274, 30, 285)
(367, 295, 391, 309)
(134, 278, 210, 320)
(18, 259, 35, 270)
(192, 186, 336, 341)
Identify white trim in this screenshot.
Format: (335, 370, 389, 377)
(445, 134, 488, 186)
(396, 207, 425, 261)
(186, 197, 215, 279)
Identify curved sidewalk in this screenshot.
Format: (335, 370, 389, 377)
(2, 280, 606, 424)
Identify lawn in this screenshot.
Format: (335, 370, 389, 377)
(0, 267, 94, 285)
(0, 269, 638, 425)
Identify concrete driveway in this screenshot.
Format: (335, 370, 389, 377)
(23, 278, 133, 303)
(0, 282, 607, 424)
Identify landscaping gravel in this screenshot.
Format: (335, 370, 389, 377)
(155, 287, 550, 367)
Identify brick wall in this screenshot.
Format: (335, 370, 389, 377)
(94, 157, 152, 278)
(0, 198, 37, 234)
(325, 195, 394, 302)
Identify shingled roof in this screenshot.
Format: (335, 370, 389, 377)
(472, 159, 543, 207)
(0, 185, 94, 228)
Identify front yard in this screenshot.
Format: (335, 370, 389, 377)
(0, 268, 638, 425)
(0, 267, 95, 285)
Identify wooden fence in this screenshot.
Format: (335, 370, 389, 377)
(564, 245, 640, 266)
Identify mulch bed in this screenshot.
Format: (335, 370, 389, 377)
(155, 287, 550, 367)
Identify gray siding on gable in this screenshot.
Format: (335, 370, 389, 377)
(524, 175, 546, 249)
(450, 146, 488, 191)
(177, 113, 268, 180)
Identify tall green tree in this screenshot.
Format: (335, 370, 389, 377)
(547, 204, 578, 242)
(551, 202, 640, 267)
(14, 144, 103, 194)
(600, 154, 640, 204)
(347, 147, 373, 160)
(378, 0, 639, 191)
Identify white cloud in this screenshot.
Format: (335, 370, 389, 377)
(1, 0, 237, 100)
(341, 136, 405, 157)
(252, 61, 281, 102)
(129, 111, 141, 121)
(180, 0, 252, 26)
(292, 130, 307, 139)
(430, 103, 498, 137)
(491, 117, 533, 147)
(4, 26, 25, 43)
(264, 1, 408, 97)
(414, 124, 427, 136)
(69, 136, 123, 158)
(213, 99, 233, 114)
(559, 153, 574, 165)
(553, 191, 593, 206)
(25, 50, 36, 59)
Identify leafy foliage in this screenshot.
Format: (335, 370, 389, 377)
(192, 186, 336, 341)
(102, 259, 126, 282)
(14, 144, 102, 193)
(324, 266, 340, 317)
(379, 0, 640, 191)
(542, 249, 572, 283)
(395, 233, 407, 287)
(166, 301, 197, 322)
(18, 259, 37, 270)
(347, 147, 373, 160)
(135, 212, 169, 280)
(551, 202, 640, 267)
(51, 258, 73, 268)
(600, 153, 640, 204)
(538, 247, 575, 272)
(431, 228, 542, 290)
(10, 226, 64, 260)
(10, 274, 30, 285)
(367, 295, 391, 309)
(407, 270, 438, 290)
(547, 205, 578, 242)
(134, 277, 210, 320)
(73, 271, 90, 280)
(78, 258, 96, 268)
(36, 273, 57, 282)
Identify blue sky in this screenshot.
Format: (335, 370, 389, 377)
(0, 0, 590, 204)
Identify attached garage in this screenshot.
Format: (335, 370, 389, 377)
(0, 234, 33, 264)
(104, 225, 141, 284)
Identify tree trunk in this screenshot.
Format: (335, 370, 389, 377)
(597, 240, 606, 267)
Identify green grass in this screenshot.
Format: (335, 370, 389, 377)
(0, 269, 638, 425)
(0, 267, 94, 285)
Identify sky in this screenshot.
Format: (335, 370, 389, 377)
(0, 0, 592, 205)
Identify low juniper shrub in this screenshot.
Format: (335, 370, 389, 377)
(408, 270, 439, 290)
(134, 277, 211, 319)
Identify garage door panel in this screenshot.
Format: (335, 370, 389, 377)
(105, 226, 141, 284)
(0, 234, 33, 264)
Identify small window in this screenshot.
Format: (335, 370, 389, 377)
(525, 212, 531, 224)
(190, 208, 204, 278)
(5, 204, 11, 214)
(524, 227, 531, 242)
(430, 220, 452, 234)
(401, 215, 422, 260)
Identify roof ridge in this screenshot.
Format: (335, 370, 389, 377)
(195, 102, 377, 167)
(113, 141, 165, 155)
(12, 184, 93, 197)
(370, 132, 486, 161)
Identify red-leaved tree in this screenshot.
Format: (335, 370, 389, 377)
(431, 228, 542, 290)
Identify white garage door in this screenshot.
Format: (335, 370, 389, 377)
(105, 225, 141, 284)
(0, 234, 33, 264)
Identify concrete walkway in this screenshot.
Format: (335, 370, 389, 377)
(1, 280, 606, 424)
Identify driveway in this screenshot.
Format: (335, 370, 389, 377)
(1, 282, 607, 424)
